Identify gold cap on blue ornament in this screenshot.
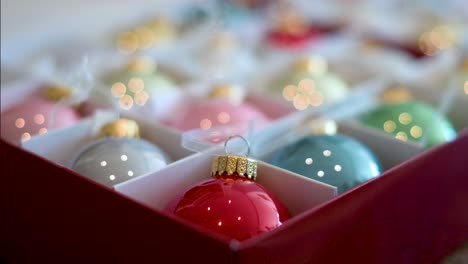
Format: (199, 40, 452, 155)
(98, 118, 140, 139)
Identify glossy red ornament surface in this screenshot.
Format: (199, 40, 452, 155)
(168, 172, 290, 241)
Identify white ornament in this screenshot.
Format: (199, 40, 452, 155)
(72, 138, 170, 187)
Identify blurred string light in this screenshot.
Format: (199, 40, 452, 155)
(111, 79, 150, 110)
(283, 79, 324, 110)
(110, 58, 155, 110)
(14, 114, 48, 142)
(418, 25, 458, 56)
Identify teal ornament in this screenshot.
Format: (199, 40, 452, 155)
(269, 134, 381, 194)
(358, 101, 456, 147)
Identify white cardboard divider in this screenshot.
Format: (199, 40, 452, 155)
(115, 148, 337, 217)
(22, 111, 192, 169)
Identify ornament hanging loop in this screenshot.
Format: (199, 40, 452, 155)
(224, 135, 251, 157)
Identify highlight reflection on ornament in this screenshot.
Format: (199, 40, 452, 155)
(71, 118, 170, 187)
(167, 136, 290, 241)
(269, 133, 381, 194)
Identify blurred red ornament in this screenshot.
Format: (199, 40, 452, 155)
(267, 28, 321, 49)
(266, 7, 342, 49)
(167, 155, 290, 241)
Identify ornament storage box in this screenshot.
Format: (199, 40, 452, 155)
(2, 132, 468, 263)
(2, 101, 468, 263)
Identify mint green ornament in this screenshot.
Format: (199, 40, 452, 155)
(359, 101, 456, 147)
(272, 56, 349, 104)
(103, 57, 176, 96)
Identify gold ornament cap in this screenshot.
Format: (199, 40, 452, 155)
(211, 31, 237, 51)
(293, 56, 328, 76)
(146, 17, 177, 42)
(208, 84, 244, 104)
(98, 118, 140, 139)
(462, 57, 468, 71)
(307, 118, 337, 135)
(43, 84, 73, 101)
(276, 9, 307, 35)
(211, 155, 258, 181)
(381, 85, 413, 103)
(127, 57, 157, 74)
(362, 39, 384, 51)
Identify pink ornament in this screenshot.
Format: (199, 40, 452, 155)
(1, 97, 80, 145)
(166, 99, 269, 132)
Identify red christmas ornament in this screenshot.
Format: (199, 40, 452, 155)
(167, 154, 290, 241)
(266, 7, 342, 49)
(267, 28, 321, 49)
